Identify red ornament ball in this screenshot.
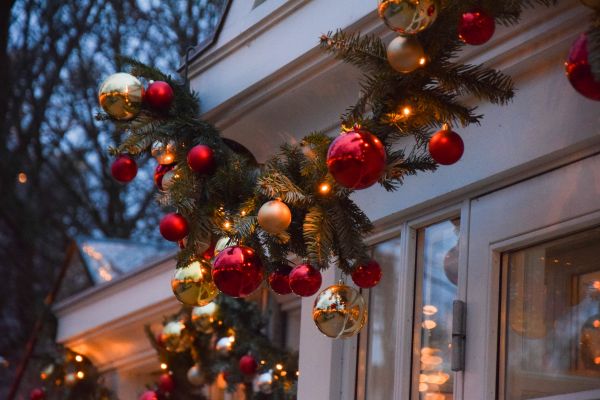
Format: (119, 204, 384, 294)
(566, 33, 600, 101)
(268, 264, 293, 295)
(154, 163, 175, 191)
(239, 354, 258, 376)
(187, 144, 215, 174)
(111, 155, 138, 183)
(289, 264, 322, 297)
(428, 128, 464, 165)
(326, 128, 387, 190)
(159, 213, 189, 242)
(139, 390, 158, 400)
(458, 9, 495, 45)
(30, 388, 45, 400)
(145, 81, 174, 112)
(212, 245, 264, 297)
(351, 260, 383, 289)
(158, 373, 175, 393)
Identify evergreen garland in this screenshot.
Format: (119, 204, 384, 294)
(98, 1, 568, 277)
(145, 295, 298, 399)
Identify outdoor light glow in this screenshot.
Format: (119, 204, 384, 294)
(422, 320, 437, 330)
(17, 172, 27, 183)
(423, 305, 438, 316)
(594, 281, 600, 290)
(75, 355, 83, 362)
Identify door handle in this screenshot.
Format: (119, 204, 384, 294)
(451, 300, 466, 372)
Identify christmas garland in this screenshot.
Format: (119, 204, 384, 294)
(28, 348, 116, 400)
(140, 296, 298, 400)
(97, 0, 600, 342)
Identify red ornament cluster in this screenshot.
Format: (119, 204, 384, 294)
(351, 260, 382, 288)
(458, 9, 495, 46)
(159, 213, 189, 242)
(428, 128, 464, 165)
(289, 264, 322, 297)
(566, 33, 600, 101)
(145, 81, 174, 112)
(158, 373, 175, 393)
(187, 144, 216, 174)
(111, 155, 138, 183)
(326, 128, 387, 190)
(212, 245, 264, 297)
(268, 264, 293, 295)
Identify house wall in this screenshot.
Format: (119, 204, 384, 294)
(187, 0, 600, 399)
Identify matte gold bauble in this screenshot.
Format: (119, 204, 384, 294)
(171, 260, 219, 307)
(386, 36, 426, 73)
(581, 0, 600, 10)
(98, 73, 144, 120)
(160, 320, 192, 353)
(191, 302, 218, 332)
(313, 284, 367, 339)
(378, 0, 438, 35)
(257, 200, 292, 235)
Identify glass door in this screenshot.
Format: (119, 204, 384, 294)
(465, 154, 600, 400)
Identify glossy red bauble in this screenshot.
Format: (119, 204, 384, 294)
(289, 264, 322, 297)
(428, 129, 464, 165)
(111, 155, 138, 183)
(139, 390, 158, 400)
(239, 354, 258, 376)
(187, 144, 215, 174)
(145, 81, 174, 112)
(351, 260, 383, 289)
(154, 163, 175, 191)
(566, 33, 600, 101)
(158, 373, 175, 393)
(159, 213, 189, 242)
(268, 264, 293, 295)
(326, 129, 387, 190)
(30, 388, 45, 400)
(458, 9, 495, 45)
(212, 245, 264, 297)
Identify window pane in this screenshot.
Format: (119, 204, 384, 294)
(501, 228, 600, 399)
(413, 219, 460, 400)
(365, 236, 403, 399)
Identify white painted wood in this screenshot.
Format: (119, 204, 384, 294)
(466, 154, 600, 399)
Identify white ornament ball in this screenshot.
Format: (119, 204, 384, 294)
(215, 336, 234, 354)
(253, 370, 274, 394)
(257, 200, 292, 235)
(386, 36, 426, 73)
(187, 364, 205, 386)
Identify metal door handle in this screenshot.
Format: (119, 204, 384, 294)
(451, 300, 466, 371)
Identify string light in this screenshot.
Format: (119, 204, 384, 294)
(76, 371, 85, 379)
(296, 371, 300, 377)
(17, 172, 27, 184)
(160, 363, 168, 370)
(223, 221, 231, 229)
(419, 57, 427, 66)
(241, 210, 247, 216)
(75, 355, 83, 362)
(275, 363, 283, 371)
(319, 182, 331, 195)
(402, 106, 412, 117)
(280, 371, 287, 376)
(260, 360, 266, 365)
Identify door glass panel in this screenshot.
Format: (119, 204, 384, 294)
(501, 228, 600, 399)
(364, 236, 403, 399)
(412, 219, 460, 400)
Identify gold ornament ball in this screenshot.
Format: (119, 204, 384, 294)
(191, 302, 218, 332)
(161, 320, 192, 353)
(378, 0, 438, 35)
(386, 36, 426, 73)
(257, 200, 292, 235)
(152, 141, 177, 165)
(98, 72, 144, 120)
(172, 260, 219, 307)
(313, 284, 368, 339)
(581, 0, 600, 9)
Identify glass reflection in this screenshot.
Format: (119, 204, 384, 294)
(502, 228, 600, 399)
(413, 219, 460, 400)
